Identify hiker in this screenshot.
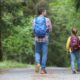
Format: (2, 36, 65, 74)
(33, 8, 52, 74)
(66, 27, 80, 74)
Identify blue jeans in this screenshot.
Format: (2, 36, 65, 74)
(35, 42, 48, 69)
(71, 50, 80, 71)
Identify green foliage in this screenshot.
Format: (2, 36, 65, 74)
(75, 0, 80, 11)
(0, 0, 80, 67)
(2, 17, 34, 63)
(0, 60, 33, 69)
(47, 0, 80, 66)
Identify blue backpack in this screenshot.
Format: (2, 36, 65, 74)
(34, 16, 47, 38)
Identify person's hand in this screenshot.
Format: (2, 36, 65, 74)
(46, 29, 49, 33)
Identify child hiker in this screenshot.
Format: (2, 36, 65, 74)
(66, 27, 80, 74)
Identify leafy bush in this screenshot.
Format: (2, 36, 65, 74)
(3, 17, 34, 63)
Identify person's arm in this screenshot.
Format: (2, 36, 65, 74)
(79, 36, 80, 40)
(66, 37, 71, 52)
(33, 19, 35, 32)
(46, 18, 52, 32)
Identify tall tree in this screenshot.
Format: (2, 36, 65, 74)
(0, 0, 3, 61)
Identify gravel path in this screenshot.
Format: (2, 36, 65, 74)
(0, 67, 80, 80)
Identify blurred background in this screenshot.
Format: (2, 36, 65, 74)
(0, 0, 80, 68)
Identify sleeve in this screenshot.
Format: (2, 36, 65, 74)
(66, 37, 71, 51)
(46, 18, 52, 32)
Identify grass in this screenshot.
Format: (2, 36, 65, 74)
(0, 61, 34, 69)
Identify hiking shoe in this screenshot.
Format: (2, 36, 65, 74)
(77, 69, 80, 72)
(35, 64, 40, 73)
(41, 69, 47, 74)
(72, 71, 76, 74)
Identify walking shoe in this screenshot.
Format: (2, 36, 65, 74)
(72, 70, 76, 74)
(41, 69, 47, 74)
(35, 64, 40, 73)
(77, 69, 80, 72)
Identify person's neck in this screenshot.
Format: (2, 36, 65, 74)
(72, 34, 76, 36)
(40, 14, 44, 17)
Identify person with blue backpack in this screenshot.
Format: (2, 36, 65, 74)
(66, 27, 80, 74)
(33, 8, 52, 74)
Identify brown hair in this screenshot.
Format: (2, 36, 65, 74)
(37, 7, 46, 15)
(71, 27, 78, 35)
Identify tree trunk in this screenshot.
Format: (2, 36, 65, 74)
(0, 31, 3, 61)
(0, 1, 3, 61)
